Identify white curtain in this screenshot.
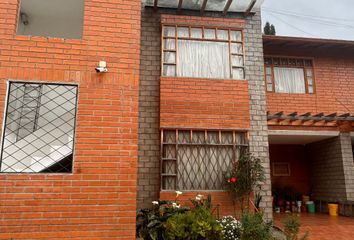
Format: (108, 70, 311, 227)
(177, 40, 230, 79)
(274, 67, 306, 93)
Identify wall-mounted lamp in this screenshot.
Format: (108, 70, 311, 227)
(20, 12, 29, 25)
(95, 61, 108, 73)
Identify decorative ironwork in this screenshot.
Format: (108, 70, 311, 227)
(161, 129, 248, 190)
(0, 82, 78, 173)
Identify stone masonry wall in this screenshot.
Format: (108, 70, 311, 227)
(307, 133, 354, 202)
(243, 11, 272, 220)
(138, 7, 272, 219)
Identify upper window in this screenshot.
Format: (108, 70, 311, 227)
(161, 129, 248, 190)
(264, 57, 315, 94)
(0, 82, 78, 173)
(162, 25, 245, 80)
(17, 0, 85, 39)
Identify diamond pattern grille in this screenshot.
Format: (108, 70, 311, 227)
(0, 82, 78, 173)
(161, 129, 248, 190)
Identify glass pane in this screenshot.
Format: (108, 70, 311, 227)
(306, 69, 313, 77)
(281, 58, 288, 65)
(217, 29, 229, 40)
(163, 65, 176, 76)
(164, 39, 175, 50)
(307, 77, 313, 85)
(231, 43, 243, 54)
(273, 58, 280, 65)
(177, 40, 231, 79)
(164, 52, 176, 64)
(267, 83, 273, 91)
(204, 28, 216, 39)
(191, 28, 202, 38)
(177, 27, 189, 38)
(163, 26, 175, 37)
(232, 68, 244, 79)
(264, 58, 273, 65)
(305, 60, 313, 67)
(266, 75, 273, 83)
(296, 59, 304, 66)
(232, 55, 244, 67)
(266, 67, 272, 75)
(308, 85, 314, 93)
(230, 31, 242, 41)
(274, 67, 306, 93)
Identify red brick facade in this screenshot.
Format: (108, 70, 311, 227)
(160, 77, 250, 129)
(265, 45, 354, 118)
(0, 0, 140, 239)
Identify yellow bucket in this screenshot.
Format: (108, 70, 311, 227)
(328, 204, 338, 216)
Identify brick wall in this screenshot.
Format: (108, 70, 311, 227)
(0, 0, 140, 239)
(138, 7, 272, 219)
(270, 145, 311, 195)
(307, 133, 354, 202)
(264, 47, 354, 115)
(160, 77, 250, 129)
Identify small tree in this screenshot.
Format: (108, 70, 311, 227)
(264, 22, 276, 35)
(225, 152, 266, 213)
(270, 24, 276, 35)
(264, 22, 271, 35)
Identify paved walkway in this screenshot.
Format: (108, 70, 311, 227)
(274, 213, 354, 240)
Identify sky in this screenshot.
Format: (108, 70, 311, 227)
(261, 0, 354, 40)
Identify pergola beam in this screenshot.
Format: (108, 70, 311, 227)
(223, 0, 233, 16)
(177, 0, 183, 13)
(244, 0, 257, 17)
(153, 0, 158, 11)
(200, 0, 208, 15)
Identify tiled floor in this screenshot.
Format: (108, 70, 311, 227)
(274, 213, 354, 240)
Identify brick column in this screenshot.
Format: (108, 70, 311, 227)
(244, 12, 273, 220)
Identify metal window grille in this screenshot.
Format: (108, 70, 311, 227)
(0, 82, 78, 173)
(161, 129, 248, 190)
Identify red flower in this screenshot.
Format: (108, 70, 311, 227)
(230, 177, 236, 183)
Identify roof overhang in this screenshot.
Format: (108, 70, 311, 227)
(268, 130, 339, 145)
(263, 35, 354, 52)
(144, 0, 264, 16)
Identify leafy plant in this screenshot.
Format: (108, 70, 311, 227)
(137, 200, 188, 240)
(219, 215, 242, 240)
(240, 212, 273, 240)
(164, 206, 223, 240)
(283, 214, 309, 240)
(225, 152, 266, 212)
(254, 192, 262, 211)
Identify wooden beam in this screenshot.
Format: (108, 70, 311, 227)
(223, 0, 233, 16)
(200, 0, 208, 15)
(154, 0, 158, 11)
(244, 0, 257, 17)
(177, 0, 183, 13)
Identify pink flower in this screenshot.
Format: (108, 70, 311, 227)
(230, 177, 236, 183)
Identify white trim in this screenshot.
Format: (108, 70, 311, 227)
(268, 130, 340, 137)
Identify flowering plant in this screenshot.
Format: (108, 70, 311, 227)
(218, 216, 242, 240)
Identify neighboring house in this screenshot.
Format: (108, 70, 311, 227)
(138, 0, 272, 220)
(263, 35, 354, 208)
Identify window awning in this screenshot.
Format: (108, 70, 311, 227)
(144, 0, 264, 15)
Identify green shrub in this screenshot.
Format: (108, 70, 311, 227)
(219, 216, 242, 240)
(283, 214, 308, 240)
(240, 213, 273, 240)
(165, 206, 223, 240)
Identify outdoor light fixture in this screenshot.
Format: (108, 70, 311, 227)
(20, 12, 29, 25)
(95, 61, 108, 73)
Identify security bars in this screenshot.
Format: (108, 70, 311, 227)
(161, 129, 248, 190)
(0, 82, 78, 173)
